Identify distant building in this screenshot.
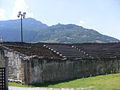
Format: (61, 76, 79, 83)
(0, 42, 120, 85)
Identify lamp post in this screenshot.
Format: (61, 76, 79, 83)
(17, 11, 26, 42)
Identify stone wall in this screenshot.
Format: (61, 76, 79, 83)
(4, 49, 120, 85)
(6, 52, 120, 85)
(0, 47, 8, 90)
(0, 48, 5, 67)
(5, 50, 25, 83)
(25, 58, 120, 85)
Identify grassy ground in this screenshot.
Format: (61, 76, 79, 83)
(9, 73, 120, 90)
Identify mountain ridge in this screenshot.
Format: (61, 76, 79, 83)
(0, 18, 119, 43)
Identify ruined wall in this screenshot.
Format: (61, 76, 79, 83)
(0, 48, 5, 67)
(25, 58, 120, 85)
(0, 47, 8, 90)
(5, 52, 120, 85)
(5, 50, 25, 83)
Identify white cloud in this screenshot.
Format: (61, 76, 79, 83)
(0, 8, 6, 20)
(77, 20, 85, 26)
(80, 20, 85, 24)
(27, 12, 34, 18)
(10, 0, 34, 19)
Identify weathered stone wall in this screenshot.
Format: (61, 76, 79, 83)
(5, 50, 25, 83)
(0, 47, 9, 90)
(24, 59, 43, 84)
(25, 58, 120, 85)
(0, 48, 5, 67)
(6, 51, 120, 85)
(4, 49, 120, 85)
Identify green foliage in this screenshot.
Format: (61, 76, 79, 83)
(9, 73, 120, 89)
(0, 18, 119, 43)
(35, 24, 119, 43)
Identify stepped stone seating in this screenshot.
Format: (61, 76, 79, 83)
(2, 42, 120, 60)
(3, 42, 61, 59)
(45, 44, 90, 59)
(73, 43, 120, 59)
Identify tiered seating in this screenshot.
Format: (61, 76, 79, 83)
(45, 44, 89, 59)
(73, 43, 120, 59)
(2, 42, 120, 60)
(3, 42, 61, 59)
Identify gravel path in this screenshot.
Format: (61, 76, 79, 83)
(9, 86, 49, 90)
(8, 86, 75, 90)
(8, 86, 94, 90)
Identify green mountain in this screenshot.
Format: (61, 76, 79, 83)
(0, 18, 119, 43)
(0, 18, 48, 42)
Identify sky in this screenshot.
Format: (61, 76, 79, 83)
(0, 0, 120, 39)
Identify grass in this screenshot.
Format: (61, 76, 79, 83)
(9, 73, 120, 90)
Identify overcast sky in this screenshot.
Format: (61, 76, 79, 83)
(0, 0, 120, 39)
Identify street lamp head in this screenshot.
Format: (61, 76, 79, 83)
(17, 11, 21, 18)
(23, 12, 26, 15)
(17, 11, 26, 18)
(23, 12, 26, 18)
(19, 11, 21, 14)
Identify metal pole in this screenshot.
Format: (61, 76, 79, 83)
(21, 16, 23, 42)
(18, 11, 26, 42)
